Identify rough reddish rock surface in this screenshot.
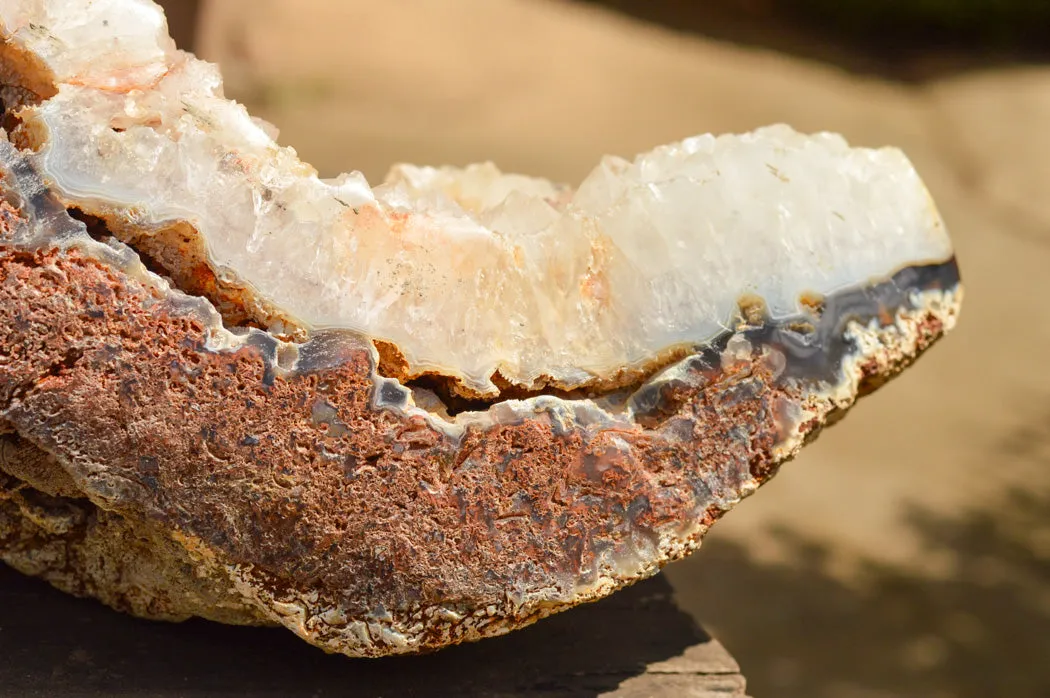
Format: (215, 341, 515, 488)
(0, 0, 961, 658)
(0, 168, 959, 654)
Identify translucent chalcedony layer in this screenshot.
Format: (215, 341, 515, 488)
(0, 0, 953, 395)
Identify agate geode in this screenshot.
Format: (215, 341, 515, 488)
(0, 0, 960, 656)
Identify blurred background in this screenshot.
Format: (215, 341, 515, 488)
(166, 1, 1050, 695)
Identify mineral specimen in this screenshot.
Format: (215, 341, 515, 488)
(0, 0, 961, 657)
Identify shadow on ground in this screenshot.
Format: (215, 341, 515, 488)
(160, 0, 1050, 82)
(0, 568, 710, 698)
(160, 0, 201, 53)
(574, 0, 1050, 81)
(673, 415, 1050, 698)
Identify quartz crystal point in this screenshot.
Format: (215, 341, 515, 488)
(0, 0, 961, 657)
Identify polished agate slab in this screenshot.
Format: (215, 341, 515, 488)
(0, 0, 960, 657)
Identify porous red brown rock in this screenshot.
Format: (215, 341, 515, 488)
(0, 0, 961, 658)
(0, 184, 958, 654)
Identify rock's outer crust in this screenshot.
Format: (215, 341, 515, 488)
(0, 156, 961, 655)
(0, 450, 269, 626)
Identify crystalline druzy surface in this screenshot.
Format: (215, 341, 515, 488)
(0, 0, 950, 395)
(0, 0, 960, 658)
